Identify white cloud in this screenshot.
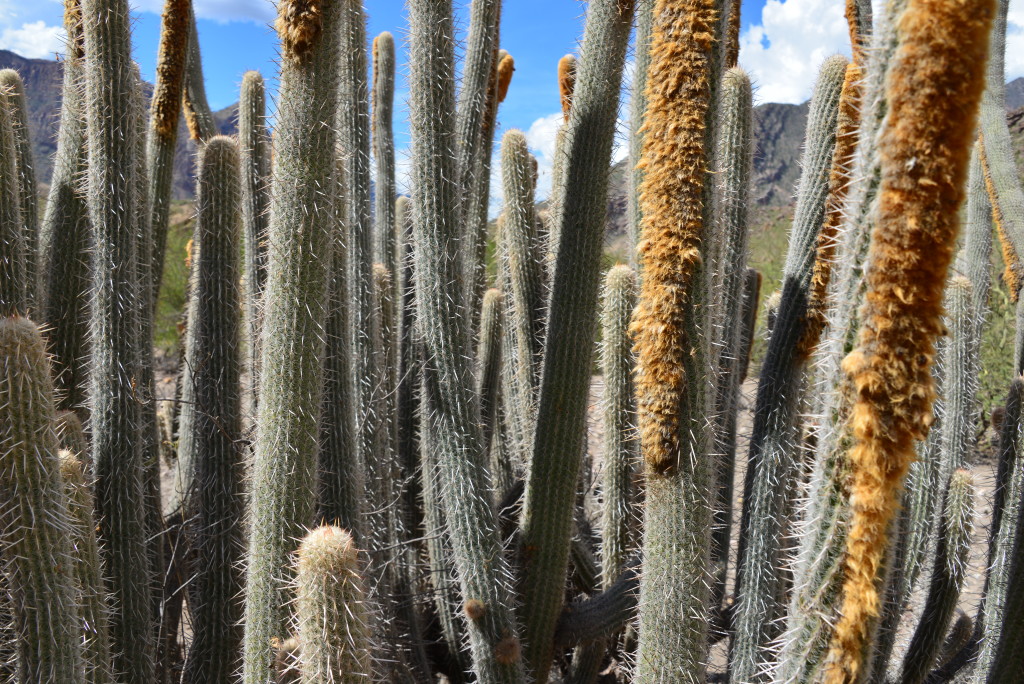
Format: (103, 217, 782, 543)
(0, 21, 65, 59)
(738, 0, 851, 104)
(132, 0, 275, 24)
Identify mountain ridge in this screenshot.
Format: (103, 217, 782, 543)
(3, 48, 1022, 216)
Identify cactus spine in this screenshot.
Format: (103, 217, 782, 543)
(242, 1, 342, 680)
(519, 0, 635, 678)
(0, 71, 36, 311)
(294, 526, 372, 683)
(408, 0, 524, 679)
(730, 55, 847, 683)
(0, 318, 85, 683)
(180, 136, 245, 684)
(822, 0, 994, 676)
(627, 1, 653, 259)
(81, 0, 153, 676)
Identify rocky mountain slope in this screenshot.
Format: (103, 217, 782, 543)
(4, 46, 1022, 216)
(0, 49, 236, 200)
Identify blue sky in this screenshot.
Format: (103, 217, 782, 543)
(2, 0, 1022, 202)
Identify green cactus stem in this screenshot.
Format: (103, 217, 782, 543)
(242, 0, 343, 680)
(294, 526, 372, 684)
(180, 136, 245, 684)
(0, 71, 37, 311)
(0, 317, 85, 683)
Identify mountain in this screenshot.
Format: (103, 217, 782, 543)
(3, 47, 1023, 211)
(0, 49, 236, 200)
(1006, 76, 1024, 111)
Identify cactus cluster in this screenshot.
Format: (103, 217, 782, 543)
(1, 0, 1022, 682)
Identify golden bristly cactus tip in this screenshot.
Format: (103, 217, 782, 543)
(630, 0, 719, 475)
(558, 54, 576, 121)
(823, 0, 995, 679)
(276, 0, 323, 63)
(63, 0, 85, 62)
(497, 52, 515, 104)
(151, 0, 191, 138)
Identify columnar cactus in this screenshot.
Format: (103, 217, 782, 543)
(408, 0, 524, 679)
(183, 8, 217, 142)
(371, 32, 396, 273)
(630, 0, 722, 678)
(337, 0, 378, 510)
(0, 71, 37, 311)
(822, 0, 993, 677)
(146, 0, 190, 307)
(0, 317, 85, 683)
(730, 55, 846, 683)
(239, 69, 271, 412)
(0, 84, 25, 316)
(39, 0, 90, 414)
(519, 0, 635, 678)
(59, 449, 113, 684)
(899, 468, 974, 684)
(243, 1, 343, 681)
(708, 68, 753, 610)
(81, 0, 153, 676)
(180, 136, 245, 684)
(294, 526, 372, 684)
(599, 265, 638, 586)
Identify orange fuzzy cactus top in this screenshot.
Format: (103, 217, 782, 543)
(824, 0, 994, 679)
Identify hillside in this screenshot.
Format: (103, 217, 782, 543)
(0, 49, 236, 199)
(3, 45, 1022, 213)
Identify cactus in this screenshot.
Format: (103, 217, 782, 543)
(599, 265, 638, 586)
(179, 136, 245, 684)
(242, 1, 343, 681)
(627, 3, 653, 260)
(146, 0, 190, 308)
(708, 68, 753, 611)
(0, 317, 85, 683)
(630, 0, 722, 678)
(239, 70, 271, 412)
(977, 0, 1024, 292)
(899, 468, 974, 684)
(972, 378, 1024, 681)
(518, 0, 635, 678)
(0, 71, 37, 311)
(0, 85, 25, 316)
(822, 0, 994, 676)
(729, 55, 846, 683)
(774, 2, 909, 677)
(59, 449, 114, 684)
(183, 8, 217, 141)
(477, 288, 505, 467)
(81, 0, 154, 676)
(39, 0, 90, 415)
(408, 0, 524, 679)
(337, 0, 378, 516)
(294, 526, 372, 684)
(372, 32, 396, 273)
(318, 160, 360, 532)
